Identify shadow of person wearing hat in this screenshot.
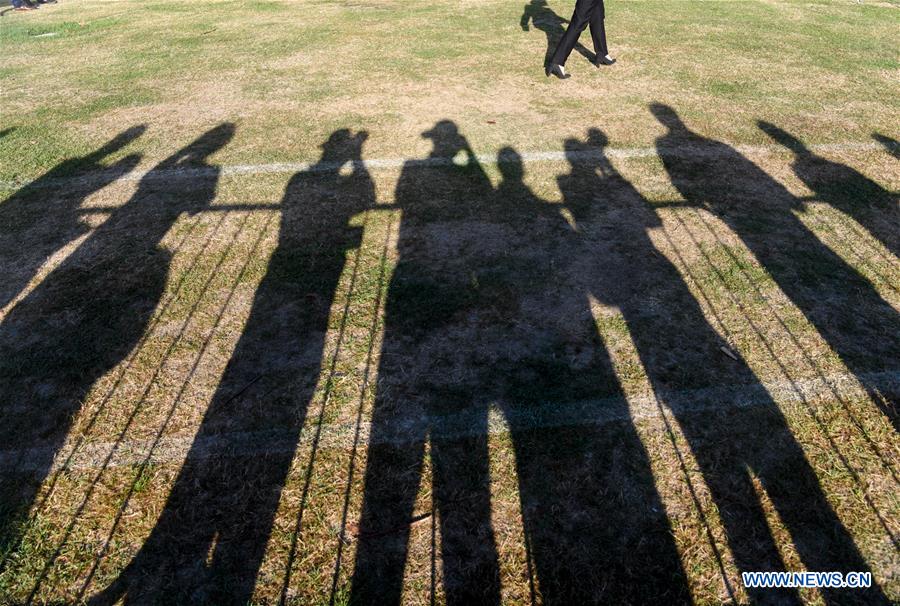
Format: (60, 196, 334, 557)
(350, 120, 503, 605)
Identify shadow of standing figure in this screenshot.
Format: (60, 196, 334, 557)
(760, 121, 900, 260)
(491, 146, 692, 604)
(350, 121, 502, 606)
(521, 0, 593, 67)
(88, 129, 374, 605)
(352, 132, 691, 604)
(0, 124, 233, 558)
(645, 111, 891, 604)
(0, 125, 145, 310)
(653, 105, 900, 431)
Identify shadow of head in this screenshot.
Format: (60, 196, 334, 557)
(758, 121, 807, 155)
(649, 103, 686, 132)
(585, 127, 608, 149)
(284, 129, 372, 216)
(563, 127, 608, 161)
(421, 120, 468, 158)
(320, 128, 369, 163)
(559, 128, 613, 219)
(498, 146, 524, 184)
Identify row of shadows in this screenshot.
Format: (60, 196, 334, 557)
(0, 111, 898, 605)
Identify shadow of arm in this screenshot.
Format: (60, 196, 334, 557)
(520, 5, 532, 30)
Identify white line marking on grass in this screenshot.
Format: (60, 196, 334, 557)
(0, 141, 890, 191)
(3, 369, 897, 474)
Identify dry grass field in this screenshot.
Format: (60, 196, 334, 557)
(0, 0, 898, 604)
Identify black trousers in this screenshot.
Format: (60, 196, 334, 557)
(550, 0, 607, 66)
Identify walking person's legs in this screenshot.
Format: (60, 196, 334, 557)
(548, 0, 608, 77)
(588, 1, 615, 64)
(589, 15, 607, 57)
(549, 0, 595, 66)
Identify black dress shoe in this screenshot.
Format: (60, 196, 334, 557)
(546, 63, 571, 79)
(595, 55, 616, 66)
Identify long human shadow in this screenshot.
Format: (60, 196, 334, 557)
(350, 120, 502, 605)
(492, 146, 692, 604)
(0, 125, 233, 562)
(872, 133, 899, 161)
(349, 122, 690, 604)
(566, 128, 887, 605)
(652, 104, 900, 433)
(521, 0, 593, 67)
(760, 121, 899, 260)
(0, 125, 145, 309)
(87, 129, 374, 605)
